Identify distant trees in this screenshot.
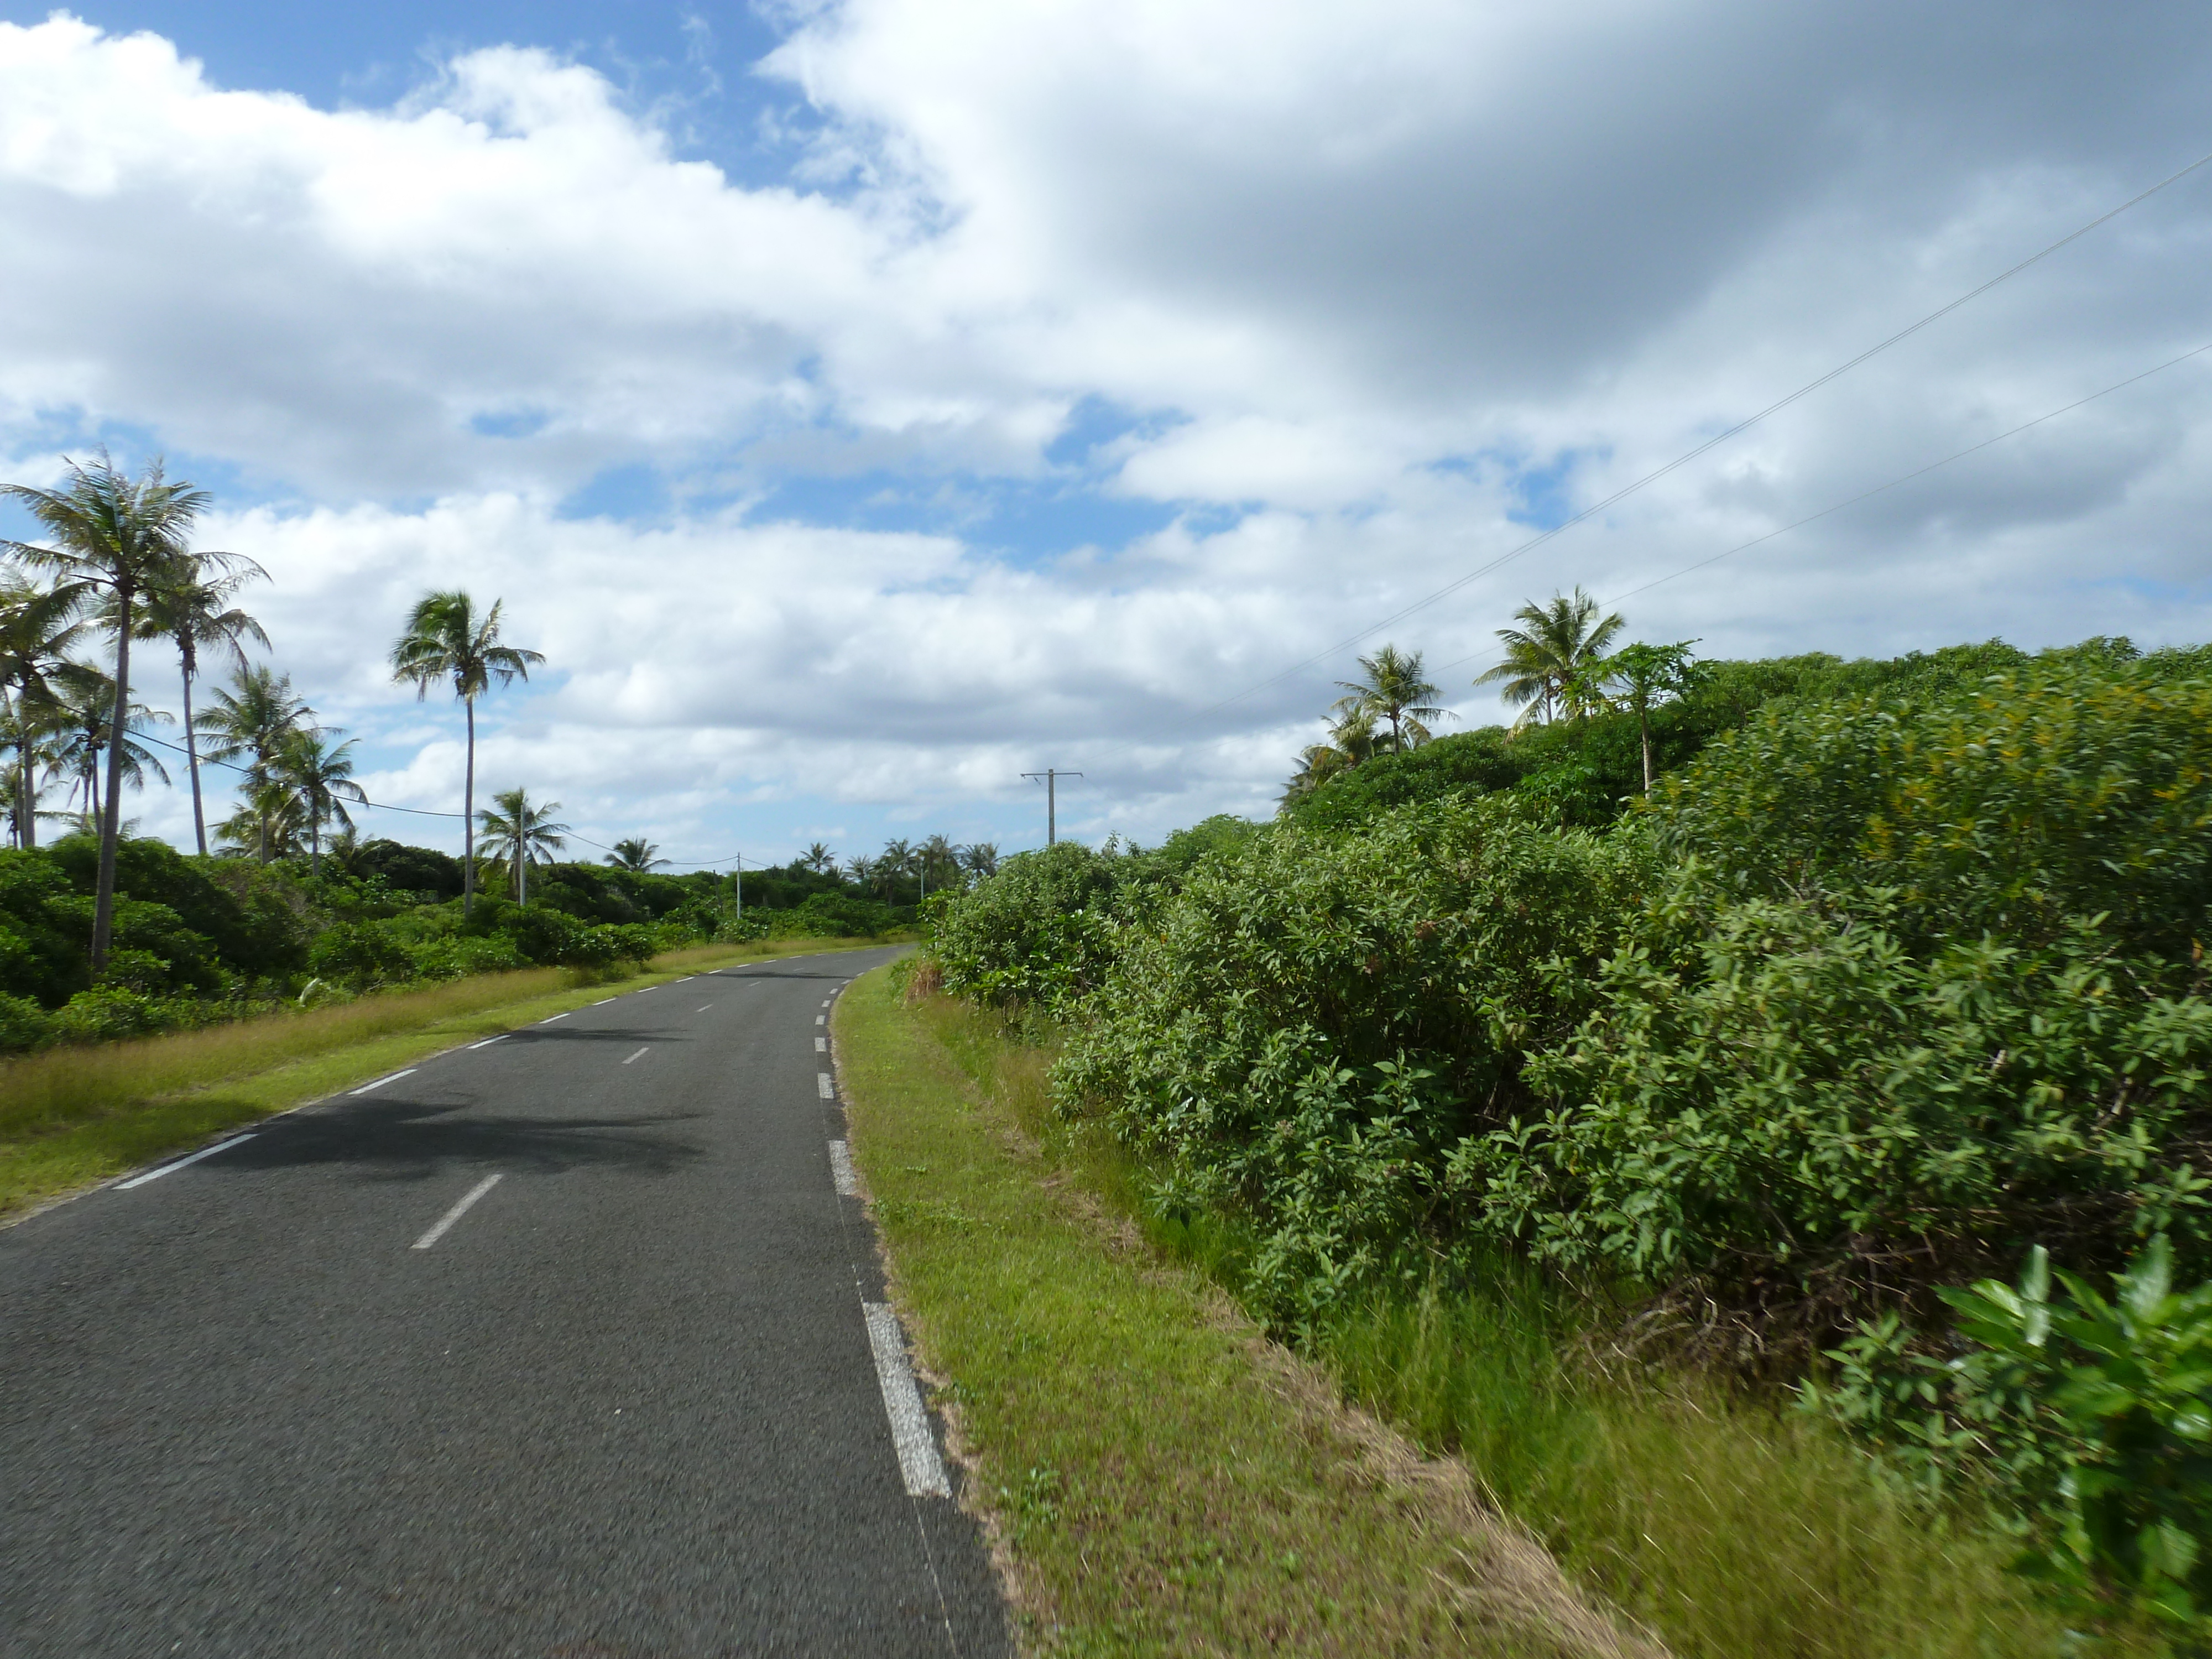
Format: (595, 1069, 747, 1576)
(279, 729, 367, 877)
(199, 665, 314, 864)
(1334, 645, 1444, 754)
(1474, 588, 1625, 727)
(2, 452, 216, 969)
(607, 837, 667, 871)
(477, 787, 570, 905)
(133, 553, 268, 855)
(0, 576, 93, 850)
(390, 592, 544, 917)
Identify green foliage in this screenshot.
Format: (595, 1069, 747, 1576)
(1811, 1237, 2212, 1636)
(1472, 893, 2212, 1330)
(932, 839, 1163, 1014)
(1053, 796, 1652, 1326)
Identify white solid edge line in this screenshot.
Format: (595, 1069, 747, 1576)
(864, 1303, 950, 1498)
(117, 1133, 256, 1190)
(540, 1012, 571, 1024)
(351, 1068, 418, 1095)
(466, 1035, 509, 1051)
(828, 1139, 858, 1196)
(623, 1046, 650, 1065)
(412, 1172, 503, 1250)
(817, 1072, 834, 1099)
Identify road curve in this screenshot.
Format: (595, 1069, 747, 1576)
(0, 947, 1009, 1657)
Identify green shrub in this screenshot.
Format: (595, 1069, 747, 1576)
(309, 920, 421, 989)
(0, 992, 51, 1053)
(1464, 894, 2212, 1334)
(1054, 796, 1653, 1326)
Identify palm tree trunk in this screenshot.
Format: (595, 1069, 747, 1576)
(92, 597, 131, 972)
(518, 845, 526, 907)
(462, 697, 476, 917)
(180, 650, 207, 857)
(1639, 703, 1653, 793)
(311, 808, 321, 878)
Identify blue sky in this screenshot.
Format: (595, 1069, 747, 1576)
(3, 2, 2211, 868)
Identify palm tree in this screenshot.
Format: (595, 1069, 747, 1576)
(919, 832, 959, 899)
(48, 668, 170, 831)
(276, 728, 367, 877)
(878, 838, 916, 902)
(1280, 705, 1379, 806)
(800, 842, 836, 874)
(199, 664, 313, 863)
(476, 787, 569, 905)
(1333, 644, 1445, 754)
(1474, 588, 1626, 729)
(844, 853, 875, 893)
(133, 558, 268, 855)
(0, 576, 91, 849)
(2, 452, 209, 969)
(215, 780, 306, 860)
(607, 837, 667, 871)
(390, 592, 544, 917)
(958, 842, 1000, 880)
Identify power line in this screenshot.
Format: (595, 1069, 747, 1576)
(1415, 336, 2212, 679)
(1090, 145, 2212, 757)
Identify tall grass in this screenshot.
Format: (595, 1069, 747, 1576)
(1311, 1281, 2141, 1659)
(909, 989, 2162, 1659)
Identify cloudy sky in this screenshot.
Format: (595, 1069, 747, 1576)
(3, 2, 2210, 865)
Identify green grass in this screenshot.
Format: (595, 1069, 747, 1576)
(0, 935, 883, 1222)
(844, 977, 2167, 1659)
(1312, 1285, 2157, 1659)
(835, 972, 1650, 1658)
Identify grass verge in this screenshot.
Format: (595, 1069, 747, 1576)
(842, 977, 2164, 1659)
(0, 935, 884, 1223)
(835, 970, 1653, 1658)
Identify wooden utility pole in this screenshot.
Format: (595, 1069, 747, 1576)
(1021, 768, 1082, 845)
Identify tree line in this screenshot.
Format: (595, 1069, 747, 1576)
(1284, 586, 1697, 802)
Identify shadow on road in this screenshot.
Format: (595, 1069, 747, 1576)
(218, 1097, 708, 1185)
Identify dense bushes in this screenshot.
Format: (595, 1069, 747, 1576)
(927, 641, 2212, 1628)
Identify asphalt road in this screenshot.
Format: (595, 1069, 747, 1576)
(0, 947, 1009, 1657)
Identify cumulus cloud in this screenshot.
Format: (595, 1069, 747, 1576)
(3, 3, 2211, 855)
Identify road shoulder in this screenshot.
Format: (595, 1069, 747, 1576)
(833, 966, 1656, 1658)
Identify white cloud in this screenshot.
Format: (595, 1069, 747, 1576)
(4, 4, 2212, 853)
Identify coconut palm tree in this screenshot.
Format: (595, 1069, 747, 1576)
(844, 853, 875, 893)
(606, 837, 667, 872)
(276, 728, 367, 877)
(215, 781, 306, 860)
(199, 664, 313, 863)
(476, 787, 569, 905)
(1280, 705, 1379, 806)
(0, 576, 91, 849)
(132, 558, 268, 855)
(390, 592, 544, 917)
(1333, 644, 1445, 754)
(800, 842, 836, 874)
(1474, 588, 1626, 729)
(958, 842, 1000, 880)
(877, 838, 916, 902)
(48, 669, 170, 831)
(2, 452, 209, 968)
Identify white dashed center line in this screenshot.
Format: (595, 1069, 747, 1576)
(623, 1046, 650, 1065)
(697, 1005, 712, 1013)
(815, 1036, 826, 1052)
(815, 1014, 825, 1026)
(412, 1173, 503, 1250)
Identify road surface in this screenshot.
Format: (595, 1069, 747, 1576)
(0, 947, 1009, 1657)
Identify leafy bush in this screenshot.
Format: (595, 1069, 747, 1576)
(1464, 893, 2212, 1339)
(1809, 1237, 2212, 1635)
(1054, 796, 1653, 1325)
(778, 890, 898, 940)
(0, 991, 50, 1053)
